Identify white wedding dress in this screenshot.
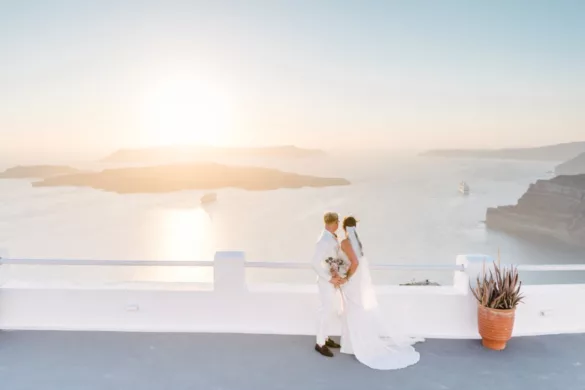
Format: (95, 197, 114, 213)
(339, 227, 422, 370)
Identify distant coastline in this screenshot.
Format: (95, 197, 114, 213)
(0, 145, 345, 194)
(31, 163, 350, 194)
(0, 165, 84, 179)
(486, 175, 585, 248)
(421, 141, 585, 161)
(555, 152, 585, 176)
(423, 140, 585, 248)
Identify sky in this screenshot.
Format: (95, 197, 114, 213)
(0, 0, 584, 159)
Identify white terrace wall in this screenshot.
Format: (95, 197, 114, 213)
(0, 252, 584, 338)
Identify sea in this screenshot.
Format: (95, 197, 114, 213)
(1, 150, 583, 286)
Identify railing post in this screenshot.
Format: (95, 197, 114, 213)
(213, 251, 246, 295)
(464, 254, 495, 288)
(455, 254, 494, 337)
(453, 255, 469, 293)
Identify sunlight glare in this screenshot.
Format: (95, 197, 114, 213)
(142, 76, 232, 146)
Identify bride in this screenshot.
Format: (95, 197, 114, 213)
(337, 216, 422, 370)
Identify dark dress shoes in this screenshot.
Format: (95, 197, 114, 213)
(325, 338, 341, 349)
(315, 344, 334, 357)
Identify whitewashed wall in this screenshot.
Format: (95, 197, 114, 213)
(0, 253, 584, 338)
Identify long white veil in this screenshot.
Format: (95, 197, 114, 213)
(345, 227, 423, 346)
(346, 227, 378, 310)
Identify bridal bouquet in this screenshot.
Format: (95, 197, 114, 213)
(325, 257, 349, 278)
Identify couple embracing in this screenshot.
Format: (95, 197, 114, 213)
(311, 212, 422, 370)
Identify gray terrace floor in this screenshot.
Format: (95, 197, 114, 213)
(0, 331, 583, 390)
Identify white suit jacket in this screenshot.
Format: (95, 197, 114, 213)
(311, 230, 340, 283)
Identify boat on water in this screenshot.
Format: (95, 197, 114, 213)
(458, 181, 470, 195)
(200, 193, 217, 204)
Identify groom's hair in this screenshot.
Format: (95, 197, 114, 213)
(323, 212, 339, 225)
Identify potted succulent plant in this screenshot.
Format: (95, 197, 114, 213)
(470, 258, 524, 350)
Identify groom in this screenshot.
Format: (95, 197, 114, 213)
(312, 211, 345, 357)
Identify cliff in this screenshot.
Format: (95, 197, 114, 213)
(102, 145, 326, 163)
(555, 152, 585, 176)
(422, 141, 585, 161)
(33, 163, 350, 193)
(0, 165, 82, 179)
(486, 175, 585, 247)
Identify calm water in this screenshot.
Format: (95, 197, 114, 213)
(0, 152, 583, 285)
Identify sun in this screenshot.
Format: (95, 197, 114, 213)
(142, 76, 232, 146)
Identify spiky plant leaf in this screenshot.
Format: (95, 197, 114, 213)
(469, 260, 524, 310)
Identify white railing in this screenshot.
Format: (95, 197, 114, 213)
(0, 257, 585, 278)
(2, 257, 585, 273)
(516, 264, 585, 272)
(0, 258, 213, 267)
(0, 257, 465, 272)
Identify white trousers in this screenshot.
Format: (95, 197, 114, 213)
(316, 279, 341, 346)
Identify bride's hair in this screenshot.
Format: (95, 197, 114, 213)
(342, 216, 358, 231)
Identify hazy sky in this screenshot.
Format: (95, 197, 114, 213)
(1, 0, 584, 158)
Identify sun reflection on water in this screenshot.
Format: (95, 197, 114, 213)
(144, 207, 214, 283)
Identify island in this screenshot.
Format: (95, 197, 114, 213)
(421, 141, 585, 161)
(102, 145, 326, 163)
(0, 165, 83, 179)
(485, 175, 585, 247)
(32, 163, 350, 193)
(555, 152, 585, 176)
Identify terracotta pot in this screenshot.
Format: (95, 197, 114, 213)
(477, 305, 516, 350)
